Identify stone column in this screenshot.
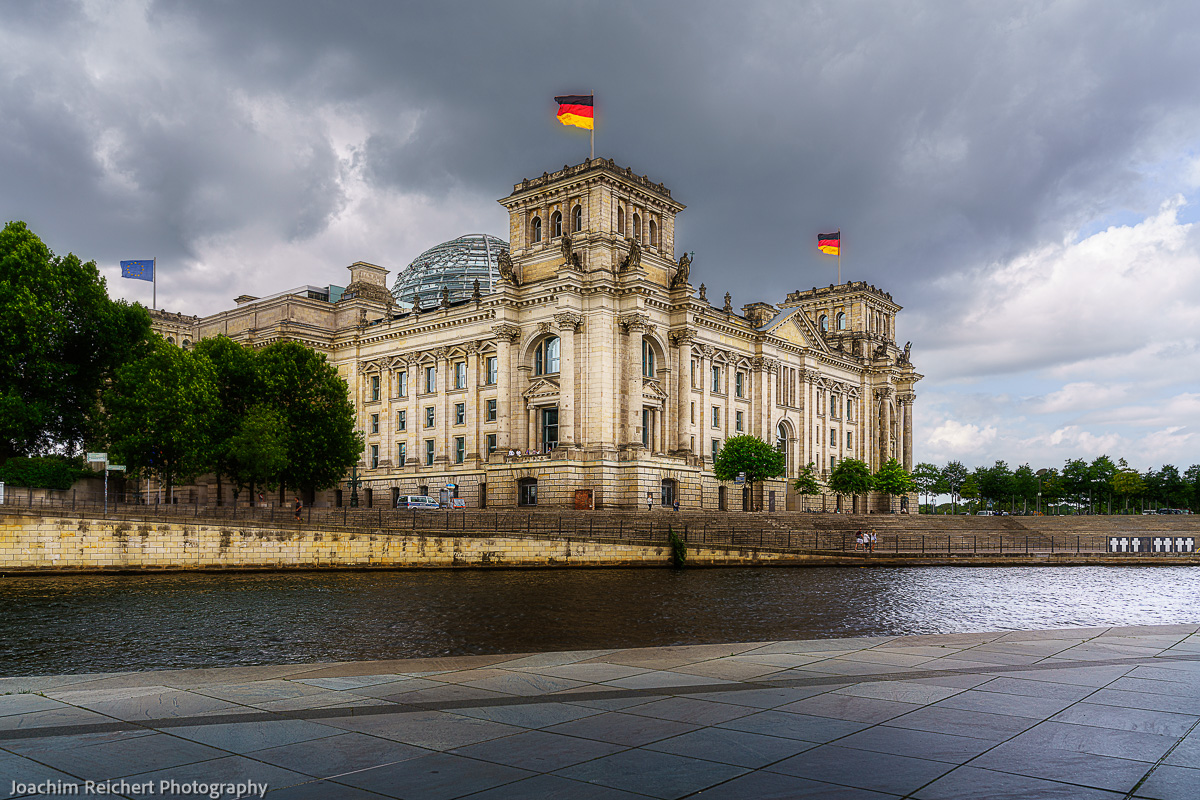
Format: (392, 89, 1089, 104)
(465, 342, 480, 462)
(876, 387, 893, 466)
(698, 344, 713, 460)
(670, 330, 695, 454)
(403, 354, 420, 467)
(619, 313, 649, 449)
(899, 392, 915, 471)
(554, 312, 583, 449)
(434, 347, 450, 465)
(491, 324, 521, 452)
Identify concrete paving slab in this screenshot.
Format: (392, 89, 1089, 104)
(4, 625, 1200, 799)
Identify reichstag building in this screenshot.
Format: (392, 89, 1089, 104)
(152, 158, 921, 510)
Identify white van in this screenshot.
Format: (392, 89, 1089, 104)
(396, 495, 440, 510)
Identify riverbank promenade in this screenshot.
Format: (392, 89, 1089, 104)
(3, 626, 1198, 798)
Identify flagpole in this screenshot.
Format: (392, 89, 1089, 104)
(835, 231, 844, 284)
(153, 257, 157, 310)
(590, 91, 594, 159)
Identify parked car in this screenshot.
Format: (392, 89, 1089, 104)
(976, 510, 995, 516)
(396, 495, 440, 510)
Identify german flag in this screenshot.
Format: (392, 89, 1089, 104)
(555, 95, 594, 131)
(818, 231, 841, 256)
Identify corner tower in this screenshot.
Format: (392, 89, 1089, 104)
(499, 158, 686, 286)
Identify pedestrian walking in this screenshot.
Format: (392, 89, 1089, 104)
(855, 529, 864, 550)
(870, 529, 877, 553)
(293, 495, 303, 521)
(647, 491, 654, 511)
(673, 499, 680, 512)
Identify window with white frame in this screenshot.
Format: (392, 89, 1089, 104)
(535, 337, 560, 375)
(642, 338, 656, 377)
(735, 372, 744, 397)
(424, 366, 436, 393)
(454, 361, 466, 389)
(485, 356, 497, 385)
(398, 371, 408, 397)
(425, 440, 435, 465)
(455, 403, 465, 425)
(397, 410, 406, 431)
(370, 414, 379, 434)
(487, 399, 497, 421)
(397, 441, 406, 465)
(370, 375, 380, 401)
(370, 444, 378, 468)
(425, 407, 434, 428)
(735, 410, 743, 432)
(711, 365, 721, 392)
(712, 406, 720, 428)
(454, 437, 465, 464)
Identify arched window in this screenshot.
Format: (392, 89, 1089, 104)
(649, 219, 657, 248)
(776, 422, 788, 450)
(572, 205, 582, 232)
(837, 312, 846, 330)
(633, 213, 641, 241)
(535, 336, 560, 375)
(182, 339, 191, 349)
(167, 336, 175, 345)
(819, 314, 828, 332)
(617, 206, 625, 235)
(551, 210, 562, 238)
(642, 337, 656, 377)
(531, 216, 542, 243)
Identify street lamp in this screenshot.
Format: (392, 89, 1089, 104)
(1036, 469, 1047, 516)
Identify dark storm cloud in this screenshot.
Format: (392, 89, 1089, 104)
(4, 0, 1200, 317)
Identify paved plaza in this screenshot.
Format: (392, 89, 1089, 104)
(2, 626, 1199, 798)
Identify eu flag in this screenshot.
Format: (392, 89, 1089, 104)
(120, 259, 154, 281)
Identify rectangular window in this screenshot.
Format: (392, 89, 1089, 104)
(541, 407, 559, 449)
(454, 437, 465, 464)
(370, 414, 379, 434)
(831, 455, 837, 472)
(455, 403, 465, 425)
(454, 361, 466, 389)
(847, 431, 853, 448)
(642, 407, 650, 448)
(735, 410, 743, 432)
(486, 356, 498, 385)
(691, 359, 697, 388)
(487, 399, 497, 421)
(712, 438, 721, 457)
(370, 444, 379, 469)
(711, 365, 721, 392)
(735, 372, 744, 398)
(712, 406, 720, 428)
(397, 441, 406, 465)
(425, 407, 434, 428)
(398, 371, 408, 397)
(642, 339, 655, 377)
(425, 366, 436, 393)
(487, 433, 497, 455)
(847, 400, 854, 422)
(690, 401, 695, 424)
(370, 375, 380, 402)
(397, 410, 406, 431)
(425, 440, 435, 466)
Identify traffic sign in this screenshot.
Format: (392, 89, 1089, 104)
(87, 452, 107, 463)
(107, 464, 126, 472)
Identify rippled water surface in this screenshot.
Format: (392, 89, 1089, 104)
(2, 566, 1198, 675)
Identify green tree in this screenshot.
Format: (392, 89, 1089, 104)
(874, 458, 917, 512)
(192, 335, 259, 501)
(225, 404, 290, 499)
(941, 460, 969, 513)
(1185, 465, 1200, 513)
(1112, 460, 1144, 513)
(0, 455, 91, 490)
(1013, 464, 1038, 512)
(977, 460, 1014, 510)
(1090, 455, 1118, 513)
(912, 462, 943, 513)
(102, 337, 220, 497)
(827, 457, 874, 511)
(959, 474, 980, 513)
(1, 221, 151, 459)
(792, 461, 822, 510)
(712, 434, 786, 511)
(1061, 458, 1091, 511)
(256, 341, 362, 494)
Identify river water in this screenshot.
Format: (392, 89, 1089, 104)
(2, 566, 1198, 676)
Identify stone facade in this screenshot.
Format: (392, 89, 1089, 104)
(152, 158, 922, 510)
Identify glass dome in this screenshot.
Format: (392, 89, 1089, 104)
(391, 234, 508, 307)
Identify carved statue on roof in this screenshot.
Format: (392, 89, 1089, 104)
(723, 292, 732, 313)
(496, 248, 518, 285)
(618, 236, 641, 273)
(698, 283, 707, 302)
(898, 341, 912, 365)
(560, 235, 582, 269)
(670, 251, 691, 289)
(441, 285, 450, 308)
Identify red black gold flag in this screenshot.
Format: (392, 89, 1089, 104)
(818, 231, 841, 256)
(555, 95, 594, 131)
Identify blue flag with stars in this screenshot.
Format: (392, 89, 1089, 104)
(120, 260, 154, 281)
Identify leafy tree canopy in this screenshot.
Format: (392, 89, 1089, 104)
(828, 457, 874, 497)
(874, 458, 917, 498)
(0, 455, 92, 490)
(0, 221, 151, 459)
(792, 461, 822, 495)
(713, 435, 786, 486)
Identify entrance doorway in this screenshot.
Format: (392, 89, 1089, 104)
(718, 486, 727, 511)
(661, 479, 676, 507)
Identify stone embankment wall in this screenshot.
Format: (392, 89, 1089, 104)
(1, 512, 1198, 572)
(0, 514, 805, 571)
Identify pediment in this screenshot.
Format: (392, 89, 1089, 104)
(523, 377, 560, 399)
(642, 377, 669, 401)
(763, 309, 827, 352)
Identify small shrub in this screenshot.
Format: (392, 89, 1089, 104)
(668, 526, 687, 567)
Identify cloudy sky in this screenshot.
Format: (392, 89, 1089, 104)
(4, 0, 1199, 473)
